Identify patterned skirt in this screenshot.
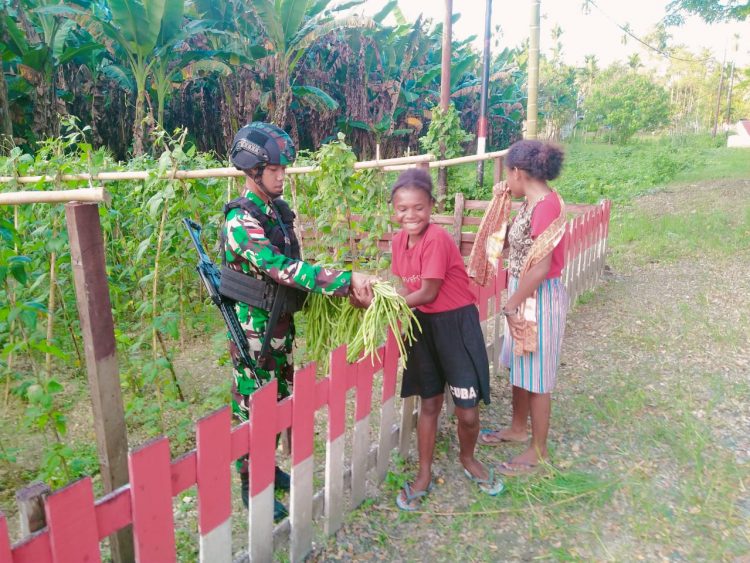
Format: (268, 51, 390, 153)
(500, 276, 568, 393)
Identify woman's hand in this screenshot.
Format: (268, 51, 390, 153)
(349, 272, 375, 308)
(505, 311, 525, 342)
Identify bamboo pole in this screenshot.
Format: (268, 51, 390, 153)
(0, 187, 111, 205)
(0, 155, 435, 186)
(526, 0, 541, 139)
(384, 149, 509, 171)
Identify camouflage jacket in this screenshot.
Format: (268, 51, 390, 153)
(223, 191, 351, 346)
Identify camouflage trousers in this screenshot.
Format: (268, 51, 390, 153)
(230, 315, 295, 474)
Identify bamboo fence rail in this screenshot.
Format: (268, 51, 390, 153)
(383, 149, 509, 171)
(0, 154, 435, 186)
(0, 187, 111, 205)
(0, 150, 510, 190)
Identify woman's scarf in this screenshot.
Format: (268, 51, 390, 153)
(512, 193, 567, 356)
(467, 182, 512, 286)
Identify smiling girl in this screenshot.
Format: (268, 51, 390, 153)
(386, 168, 503, 510)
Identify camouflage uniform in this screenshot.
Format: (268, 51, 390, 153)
(223, 191, 351, 435)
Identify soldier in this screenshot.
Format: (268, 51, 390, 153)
(224, 122, 373, 521)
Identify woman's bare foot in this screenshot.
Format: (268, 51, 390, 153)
(498, 446, 549, 476)
(477, 428, 528, 445)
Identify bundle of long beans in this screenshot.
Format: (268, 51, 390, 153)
(301, 293, 354, 370)
(345, 281, 420, 366)
(301, 281, 420, 369)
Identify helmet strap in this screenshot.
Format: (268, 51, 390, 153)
(249, 166, 276, 201)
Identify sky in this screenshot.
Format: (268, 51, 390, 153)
(353, 0, 749, 68)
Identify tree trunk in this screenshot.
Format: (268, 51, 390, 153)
(33, 68, 61, 141)
(0, 4, 11, 149)
(133, 82, 146, 156)
(437, 0, 452, 211)
(269, 53, 289, 128)
(0, 63, 12, 151)
(526, 0, 541, 139)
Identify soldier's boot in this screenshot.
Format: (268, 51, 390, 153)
(240, 471, 288, 522)
(274, 466, 291, 491)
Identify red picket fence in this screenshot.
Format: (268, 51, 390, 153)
(563, 200, 612, 304)
(0, 201, 610, 563)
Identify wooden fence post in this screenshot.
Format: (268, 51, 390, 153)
(45, 478, 100, 562)
(16, 482, 50, 536)
(493, 156, 504, 185)
(0, 513, 12, 561)
(493, 272, 506, 376)
(248, 380, 278, 563)
(399, 396, 417, 459)
(452, 192, 465, 248)
(64, 202, 133, 563)
(290, 365, 316, 562)
(196, 408, 232, 563)
(325, 347, 347, 536)
(377, 332, 399, 482)
(352, 359, 375, 508)
(129, 438, 176, 562)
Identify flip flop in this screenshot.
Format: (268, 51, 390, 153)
(478, 429, 527, 446)
(463, 467, 505, 496)
(395, 481, 433, 511)
(497, 461, 540, 476)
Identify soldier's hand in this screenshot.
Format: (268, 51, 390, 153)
(350, 272, 375, 307)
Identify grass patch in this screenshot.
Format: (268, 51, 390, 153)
(504, 465, 617, 508)
(674, 146, 750, 183)
(608, 201, 750, 269)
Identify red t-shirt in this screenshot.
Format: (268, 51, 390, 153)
(530, 192, 566, 279)
(391, 223, 476, 314)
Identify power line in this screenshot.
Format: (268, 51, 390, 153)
(584, 0, 714, 63)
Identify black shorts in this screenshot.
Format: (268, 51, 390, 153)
(400, 304, 490, 408)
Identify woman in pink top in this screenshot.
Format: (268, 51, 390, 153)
(386, 168, 503, 510)
(479, 140, 569, 476)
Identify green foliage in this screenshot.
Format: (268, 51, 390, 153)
(555, 138, 700, 203)
(538, 60, 577, 140)
(580, 70, 671, 143)
(295, 132, 390, 268)
(418, 104, 474, 160)
(665, 0, 750, 23)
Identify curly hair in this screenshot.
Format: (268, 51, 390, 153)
(389, 167, 435, 202)
(506, 140, 565, 181)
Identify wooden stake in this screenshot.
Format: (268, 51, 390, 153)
(64, 202, 133, 563)
(15, 481, 50, 536)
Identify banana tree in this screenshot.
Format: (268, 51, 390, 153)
(189, 0, 268, 142)
(249, 0, 369, 129)
(2, 0, 96, 141)
(67, 0, 192, 155)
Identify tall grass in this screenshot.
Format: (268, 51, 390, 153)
(554, 134, 734, 204)
(437, 134, 746, 209)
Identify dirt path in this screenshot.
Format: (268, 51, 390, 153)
(308, 178, 750, 561)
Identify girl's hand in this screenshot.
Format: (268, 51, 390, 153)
(350, 272, 375, 307)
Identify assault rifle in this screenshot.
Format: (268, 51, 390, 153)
(183, 218, 258, 381)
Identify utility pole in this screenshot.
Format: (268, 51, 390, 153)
(712, 49, 726, 137)
(476, 0, 493, 187)
(526, 0, 541, 139)
(725, 35, 739, 125)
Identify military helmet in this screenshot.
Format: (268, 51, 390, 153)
(230, 122, 296, 171)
